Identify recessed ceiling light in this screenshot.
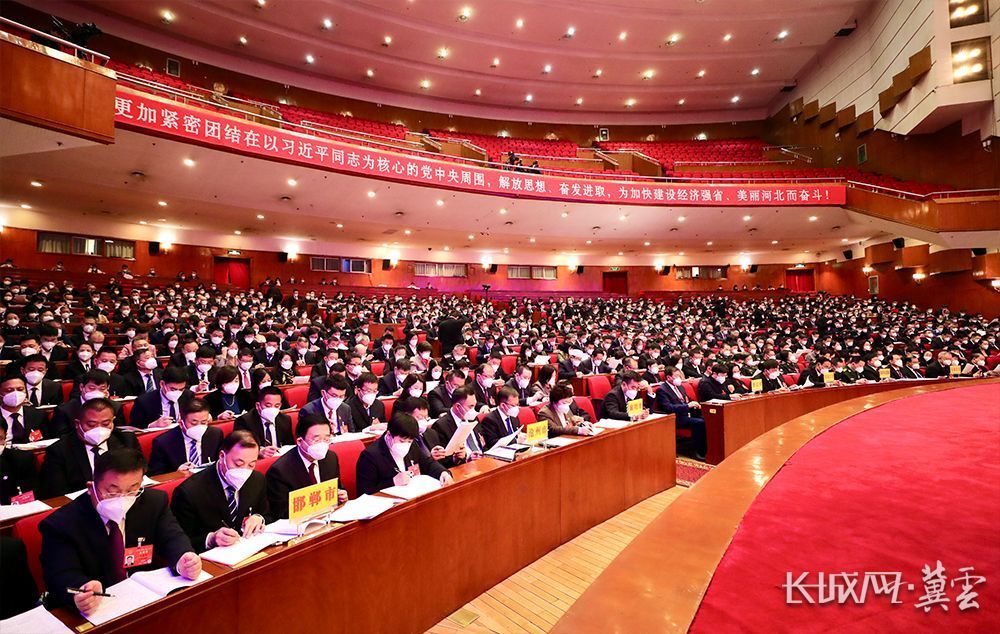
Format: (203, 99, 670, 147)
(157, 200, 168, 206)
(624, 98, 636, 108)
(678, 251, 685, 256)
(157, 218, 166, 222)
(404, 229, 412, 235)
(697, 69, 706, 78)
(586, 240, 593, 244)
(515, 18, 524, 29)
(366, 68, 375, 78)
(383, 35, 393, 46)
(592, 68, 603, 78)
(841, 238, 849, 243)
(474, 88, 482, 96)
(772, 240, 779, 244)
(458, 6, 472, 21)
(575, 97, 584, 106)
(234, 230, 242, 235)
(561, 212, 569, 218)
(731, 95, 741, 103)
(644, 241, 651, 246)
(437, 47, 450, 59)
(668, 33, 681, 45)
(322, 18, 333, 30)
(525, 94, 533, 102)
(751, 68, 760, 76)
(19, 203, 32, 209)
(677, 216, 685, 222)
(642, 69, 655, 80)
(529, 237, 536, 243)
(160, 10, 175, 24)
(436, 199, 444, 206)
(499, 208, 508, 215)
(619, 214, 627, 221)
(444, 246, 450, 251)
(565, 26, 576, 38)
(419, 79, 431, 89)
(287, 178, 297, 186)
(776, 30, 789, 40)
(30, 180, 43, 187)
(503, 247, 509, 254)
(723, 33, 732, 42)
(304, 54, 315, 64)
(238, 35, 248, 46)
(139, 220, 147, 225)
(619, 31, 627, 41)
(617, 251, 624, 256)
(542, 64, 552, 74)
(256, 0, 266, 6)
(367, 190, 376, 198)
(809, 215, 818, 221)
(467, 234, 475, 240)
(678, 98, 686, 106)
(743, 215, 752, 221)
(491, 57, 500, 68)
(707, 241, 714, 246)
(336, 223, 344, 229)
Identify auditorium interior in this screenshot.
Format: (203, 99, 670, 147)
(0, 0, 998, 632)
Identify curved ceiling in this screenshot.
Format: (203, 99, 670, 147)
(35, 0, 873, 124)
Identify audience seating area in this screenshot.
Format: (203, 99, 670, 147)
(598, 139, 769, 171)
(426, 129, 579, 163)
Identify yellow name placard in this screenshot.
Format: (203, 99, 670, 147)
(288, 477, 339, 523)
(626, 398, 643, 417)
(750, 378, 763, 393)
(949, 363, 961, 375)
(525, 421, 548, 445)
(822, 371, 835, 384)
(878, 368, 891, 380)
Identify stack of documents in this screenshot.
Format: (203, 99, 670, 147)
(380, 475, 442, 500)
(0, 605, 73, 633)
(200, 532, 286, 567)
(85, 568, 212, 625)
(328, 494, 399, 521)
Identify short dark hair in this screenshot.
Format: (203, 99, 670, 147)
(355, 372, 378, 389)
(387, 412, 418, 439)
(94, 448, 147, 482)
(221, 430, 259, 453)
(196, 346, 217, 360)
(550, 384, 574, 403)
(162, 365, 189, 385)
(21, 353, 47, 367)
(215, 365, 239, 385)
(497, 386, 518, 403)
(450, 385, 474, 405)
(711, 364, 729, 375)
(296, 412, 331, 439)
(80, 369, 111, 387)
(619, 370, 641, 384)
(257, 386, 283, 402)
(323, 374, 351, 392)
(179, 397, 210, 419)
(78, 396, 116, 420)
(394, 358, 412, 372)
(393, 396, 429, 416)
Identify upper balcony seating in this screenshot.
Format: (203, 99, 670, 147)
(427, 130, 579, 163)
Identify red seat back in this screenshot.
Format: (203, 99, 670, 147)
(14, 507, 58, 591)
(682, 380, 698, 401)
(517, 407, 537, 425)
(122, 400, 135, 425)
(501, 355, 518, 375)
(382, 397, 396, 420)
(295, 365, 312, 376)
(282, 384, 309, 409)
(156, 475, 187, 502)
(370, 361, 385, 376)
(216, 420, 235, 437)
(61, 381, 72, 401)
(136, 428, 170, 460)
(782, 373, 799, 386)
(332, 440, 365, 499)
(254, 454, 280, 474)
(573, 396, 596, 422)
(584, 375, 612, 401)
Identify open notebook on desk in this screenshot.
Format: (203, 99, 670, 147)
(0, 604, 73, 633)
(200, 531, 287, 567)
(85, 568, 212, 626)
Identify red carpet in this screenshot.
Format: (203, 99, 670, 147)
(691, 384, 1000, 633)
(676, 457, 713, 487)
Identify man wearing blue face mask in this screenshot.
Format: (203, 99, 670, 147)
(40, 448, 200, 615)
(171, 430, 269, 552)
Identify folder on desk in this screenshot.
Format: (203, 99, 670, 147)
(328, 494, 399, 521)
(484, 430, 531, 462)
(200, 532, 286, 567)
(380, 474, 442, 500)
(85, 568, 212, 625)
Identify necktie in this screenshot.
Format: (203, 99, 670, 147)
(107, 521, 127, 584)
(10, 413, 23, 441)
(263, 420, 274, 447)
(30, 388, 40, 407)
(309, 462, 319, 485)
(169, 401, 177, 420)
(503, 416, 513, 435)
(242, 371, 250, 389)
(143, 374, 153, 392)
(225, 485, 239, 526)
(92, 445, 102, 463)
(467, 430, 481, 454)
(187, 437, 199, 465)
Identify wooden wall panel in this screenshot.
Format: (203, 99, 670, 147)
(928, 249, 973, 275)
(835, 105, 856, 129)
(865, 242, 897, 265)
(818, 103, 837, 125)
(893, 244, 929, 269)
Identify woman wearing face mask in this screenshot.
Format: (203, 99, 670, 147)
(64, 343, 96, 379)
(537, 384, 593, 437)
(272, 351, 296, 385)
(530, 365, 558, 403)
(204, 366, 252, 420)
(400, 374, 426, 400)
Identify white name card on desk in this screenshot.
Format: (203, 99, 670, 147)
(328, 494, 399, 522)
(0, 499, 52, 521)
(380, 475, 442, 500)
(0, 604, 73, 633)
(86, 568, 212, 625)
(200, 532, 286, 567)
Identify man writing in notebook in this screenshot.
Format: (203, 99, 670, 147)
(39, 448, 200, 616)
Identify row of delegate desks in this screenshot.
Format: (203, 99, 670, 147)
(34, 414, 677, 633)
(701, 376, 968, 464)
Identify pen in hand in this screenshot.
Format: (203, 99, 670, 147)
(67, 587, 114, 598)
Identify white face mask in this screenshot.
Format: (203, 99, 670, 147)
(361, 392, 377, 406)
(83, 426, 112, 446)
(280, 359, 294, 370)
(82, 389, 106, 402)
(222, 464, 253, 491)
(183, 351, 196, 362)
(389, 436, 412, 459)
(259, 406, 280, 421)
(324, 395, 344, 411)
(211, 336, 223, 345)
(93, 485, 137, 524)
(239, 361, 253, 371)
(197, 363, 213, 375)
(516, 377, 530, 389)
(555, 401, 572, 415)
(505, 405, 520, 419)
(227, 348, 238, 358)
(671, 378, 683, 386)
(165, 389, 183, 402)
(258, 380, 272, 389)
(431, 368, 442, 379)
(41, 341, 56, 351)
(715, 375, 727, 384)
(408, 387, 423, 398)
(78, 351, 93, 362)
(624, 388, 638, 400)
(24, 370, 44, 385)
(462, 406, 478, 422)
(3, 390, 26, 408)
(21, 347, 38, 357)
(265, 345, 277, 355)
(304, 440, 330, 461)
(184, 423, 208, 441)
(222, 381, 239, 395)
(96, 360, 116, 373)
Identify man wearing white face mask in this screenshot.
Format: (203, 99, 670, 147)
(171, 430, 269, 553)
(0, 375, 48, 444)
(347, 372, 386, 430)
(480, 387, 525, 449)
(40, 448, 200, 615)
(49, 370, 127, 439)
(266, 415, 348, 519)
(235, 387, 293, 458)
(128, 366, 191, 429)
(601, 371, 650, 421)
(148, 399, 223, 475)
(356, 413, 452, 495)
(38, 398, 141, 499)
(300, 375, 356, 435)
(431, 386, 488, 459)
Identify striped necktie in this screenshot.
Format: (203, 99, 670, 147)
(225, 485, 239, 526)
(187, 437, 199, 465)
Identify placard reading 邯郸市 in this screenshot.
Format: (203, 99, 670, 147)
(114, 88, 847, 207)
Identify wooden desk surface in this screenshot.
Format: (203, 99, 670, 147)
(45, 414, 676, 633)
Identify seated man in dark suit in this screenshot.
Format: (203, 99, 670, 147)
(346, 372, 386, 430)
(300, 374, 356, 435)
(187, 346, 219, 389)
(471, 363, 502, 411)
(49, 370, 127, 438)
(38, 397, 141, 499)
(309, 348, 341, 382)
(480, 386, 524, 449)
(0, 535, 40, 619)
(266, 414, 348, 519)
(600, 371, 650, 421)
(861, 353, 888, 381)
(427, 371, 465, 418)
(148, 398, 224, 476)
(558, 349, 595, 381)
(253, 336, 281, 368)
(391, 396, 456, 463)
(431, 386, 488, 462)
(751, 360, 789, 393)
(171, 430, 269, 553)
(1, 375, 48, 444)
(234, 386, 293, 458)
(697, 364, 740, 402)
(0, 420, 38, 504)
(377, 358, 410, 397)
(20, 354, 63, 406)
(128, 365, 191, 429)
(121, 346, 163, 397)
(355, 413, 453, 495)
(68, 348, 129, 400)
(40, 448, 201, 616)
(505, 365, 539, 407)
(654, 367, 706, 460)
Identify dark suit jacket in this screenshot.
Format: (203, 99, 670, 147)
(654, 383, 703, 425)
(204, 390, 253, 420)
(48, 399, 127, 439)
(479, 409, 522, 450)
(432, 410, 487, 455)
(68, 373, 129, 401)
(265, 448, 341, 519)
(837, 368, 862, 384)
(901, 366, 923, 379)
(558, 358, 593, 381)
(26, 378, 63, 407)
(355, 434, 447, 496)
(61, 359, 93, 381)
(600, 386, 631, 421)
(38, 430, 141, 499)
(427, 385, 451, 418)
(0, 535, 40, 618)
(299, 399, 356, 434)
(504, 378, 535, 406)
(147, 425, 224, 476)
(0, 447, 38, 504)
(121, 369, 163, 397)
(186, 365, 218, 386)
(377, 373, 403, 397)
(862, 365, 883, 381)
(697, 377, 730, 402)
(40, 489, 193, 609)
(346, 396, 386, 430)
(129, 389, 192, 429)
(170, 465, 269, 552)
(234, 410, 294, 447)
(3, 406, 49, 444)
(682, 362, 705, 379)
(924, 362, 949, 379)
(253, 348, 279, 368)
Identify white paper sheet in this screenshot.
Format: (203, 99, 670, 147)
(64, 489, 87, 500)
(128, 568, 212, 596)
(85, 569, 210, 625)
(11, 438, 59, 451)
(199, 532, 285, 567)
(331, 431, 375, 443)
(542, 436, 583, 448)
(380, 474, 441, 500)
(594, 419, 630, 430)
(0, 605, 73, 633)
(328, 494, 398, 521)
(0, 499, 52, 521)
(444, 421, 477, 456)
